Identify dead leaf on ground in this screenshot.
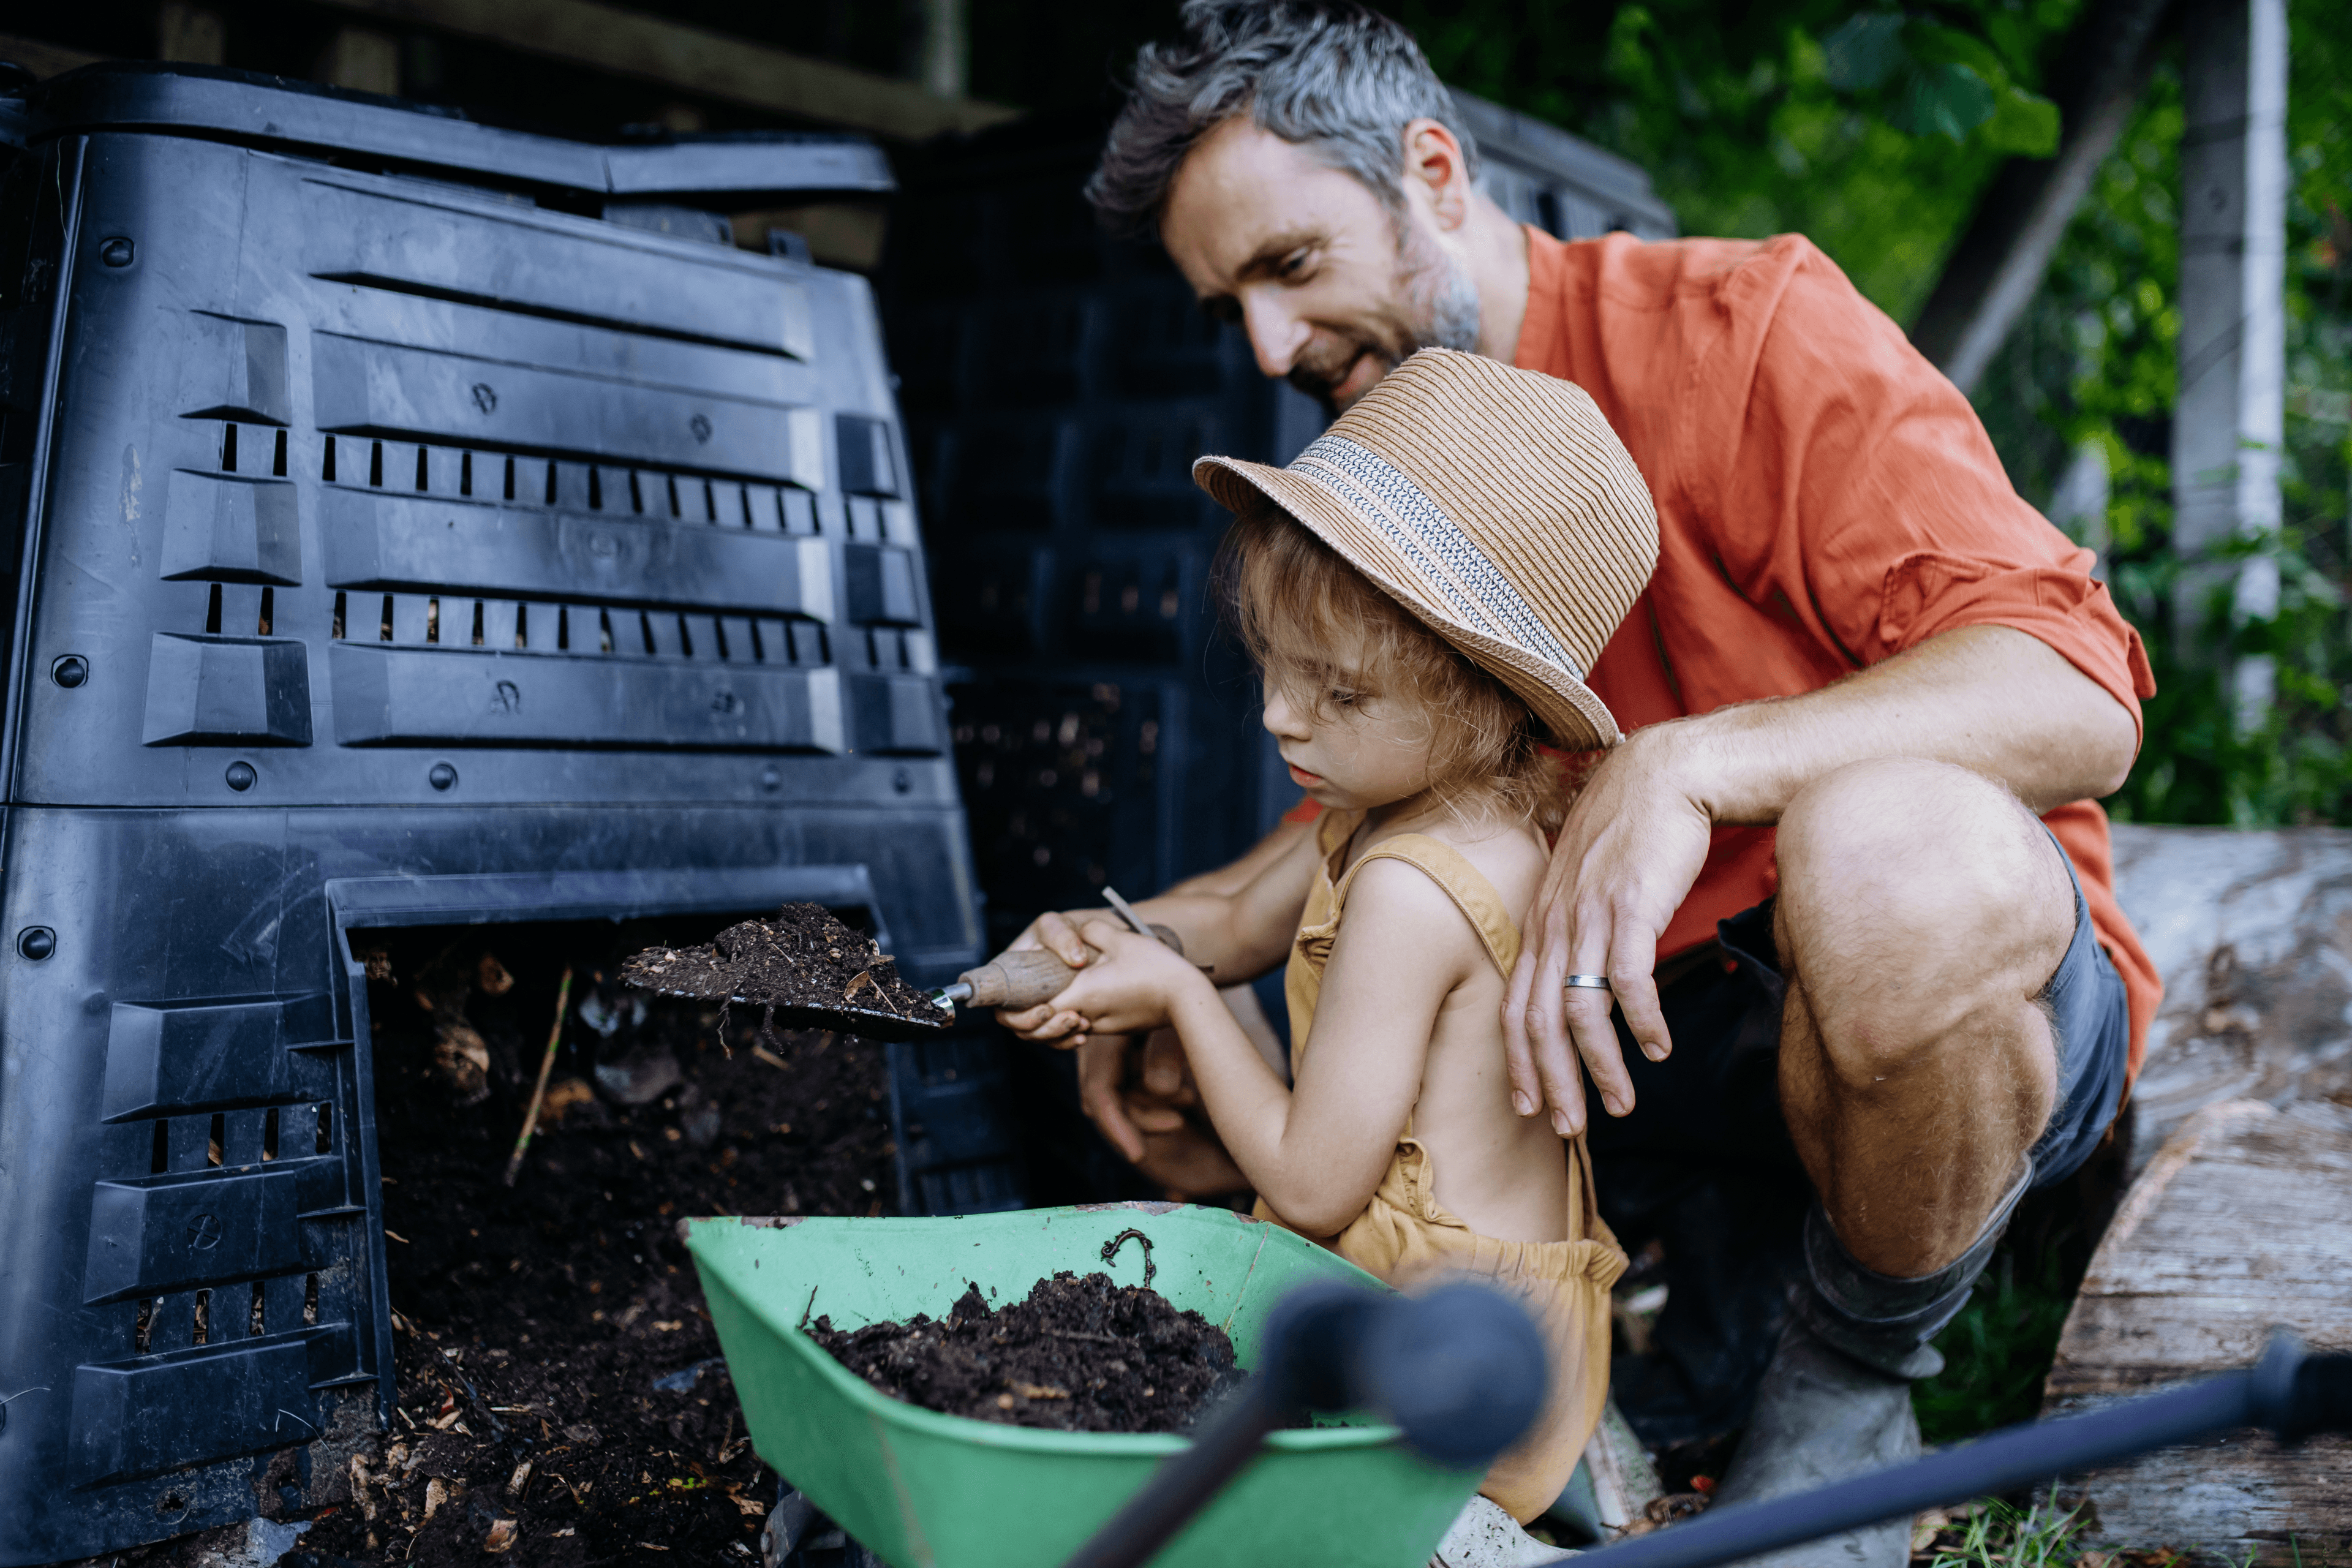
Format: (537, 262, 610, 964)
(484, 1517, 519, 1553)
(1910, 1509, 1949, 1553)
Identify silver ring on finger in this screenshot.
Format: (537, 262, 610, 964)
(1563, 974, 1613, 992)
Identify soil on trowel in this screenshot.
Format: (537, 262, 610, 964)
(624, 902, 942, 1029)
(810, 1270, 1240, 1434)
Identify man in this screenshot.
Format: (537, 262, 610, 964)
(1000, 4, 2158, 1562)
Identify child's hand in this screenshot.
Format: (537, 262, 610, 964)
(1044, 921, 1211, 1041)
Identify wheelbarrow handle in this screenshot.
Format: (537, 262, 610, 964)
(1585, 1330, 2352, 1568)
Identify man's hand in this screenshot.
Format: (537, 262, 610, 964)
(992, 907, 1110, 1042)
(1076, 1031, 1198, 1163)
(1503, 725, 1715, 1135)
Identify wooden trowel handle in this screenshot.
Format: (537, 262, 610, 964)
(954, 924, 1185, 1011)
(955, 947, 1085, 1010)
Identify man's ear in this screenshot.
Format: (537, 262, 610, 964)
(1400, 118, 1474, 232)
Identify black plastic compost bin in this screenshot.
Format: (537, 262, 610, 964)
(0, 62, 1005, 1566)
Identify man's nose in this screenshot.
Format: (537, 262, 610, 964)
(1240, 291, 1310, 379)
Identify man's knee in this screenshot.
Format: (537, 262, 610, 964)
(1776, 758, 2073, 1080)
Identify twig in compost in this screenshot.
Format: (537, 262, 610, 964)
(502, 966, 576, 1187)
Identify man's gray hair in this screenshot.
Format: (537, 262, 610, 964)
(1085, 1, 1477, 235)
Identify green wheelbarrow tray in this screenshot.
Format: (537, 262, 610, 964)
(686, 1204, 1488, 1568)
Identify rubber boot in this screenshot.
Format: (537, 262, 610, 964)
(1711, 1163, 2032, 1568)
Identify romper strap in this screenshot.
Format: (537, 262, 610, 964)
(1329, 834, 1523, 980)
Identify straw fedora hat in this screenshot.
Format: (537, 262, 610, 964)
(1193, 348, 1658, 749)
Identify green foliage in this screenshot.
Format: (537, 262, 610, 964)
(1974, 3, 2352, 826)
(1822, 11, 2060, 152)
(1389, 0, 2079, 322)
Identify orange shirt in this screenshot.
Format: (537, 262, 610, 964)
(1288, 232, 2161, 1077)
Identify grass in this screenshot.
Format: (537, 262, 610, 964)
(1920, 1492, 2092, 1568)
(1915, 1490, 2250, 1568)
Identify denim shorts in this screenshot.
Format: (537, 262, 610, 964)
(1589, 826, 2131, 1193)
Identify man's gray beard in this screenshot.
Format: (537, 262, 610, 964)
(1415, 244, 1482, 353)
(1404, 224, 1482, 353)
(1284, 222, 1483, 408)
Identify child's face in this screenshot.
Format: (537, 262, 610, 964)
(1260, 655, 1439, 814)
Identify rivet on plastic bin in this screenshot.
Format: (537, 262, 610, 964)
(51, 654, 88, 688)
(99, 236, 134, 268)
(892, 766, 913, 794)
(760, 766, 782, 793)
(429, 762, 458, 791)
(224, 761, 257, 791)
(18, 927, 56, 961)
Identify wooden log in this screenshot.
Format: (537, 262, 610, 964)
(2109, 824, 2352, 1178)
(2042, 1098, 2352, 1558)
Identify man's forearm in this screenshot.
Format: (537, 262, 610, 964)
(1675, 625, 2138, 821)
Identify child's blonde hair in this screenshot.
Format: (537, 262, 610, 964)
(1218, 498, 1570, 832)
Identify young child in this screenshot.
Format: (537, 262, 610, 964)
(1034, 348, 1660, 1523)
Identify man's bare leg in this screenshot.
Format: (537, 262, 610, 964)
(1775, 756, 2070, 1276)
(1717, 758, 2075, 1568)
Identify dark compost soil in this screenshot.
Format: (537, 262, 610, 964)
(99, 917, 900, 1568)
(623, 903, 943, 1033)
(810, 1272, 1239, 1434)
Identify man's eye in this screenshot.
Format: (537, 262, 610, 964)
(1279, 248, 1314, 279)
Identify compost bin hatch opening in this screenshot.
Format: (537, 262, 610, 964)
(331, 908, 907, 1561)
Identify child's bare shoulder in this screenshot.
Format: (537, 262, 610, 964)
(1417, 816, 1548, 916)
(1334, 853, 1489, 977)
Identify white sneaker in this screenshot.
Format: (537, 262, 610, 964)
(1429, 1496, 1579, 1567)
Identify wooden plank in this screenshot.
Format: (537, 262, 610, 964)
(2043, 1099, 2352, 1558)
(309, 0, 1021, 140)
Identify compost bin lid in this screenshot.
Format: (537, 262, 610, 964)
(17, 61, 893, 203)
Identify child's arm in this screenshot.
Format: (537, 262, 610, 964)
(1051, 858, 1482, 1235)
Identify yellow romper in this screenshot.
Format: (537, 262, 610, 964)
(1255, 808, 1627, 1522)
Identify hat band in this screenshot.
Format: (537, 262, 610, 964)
(1291, 435, 1583, 681)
